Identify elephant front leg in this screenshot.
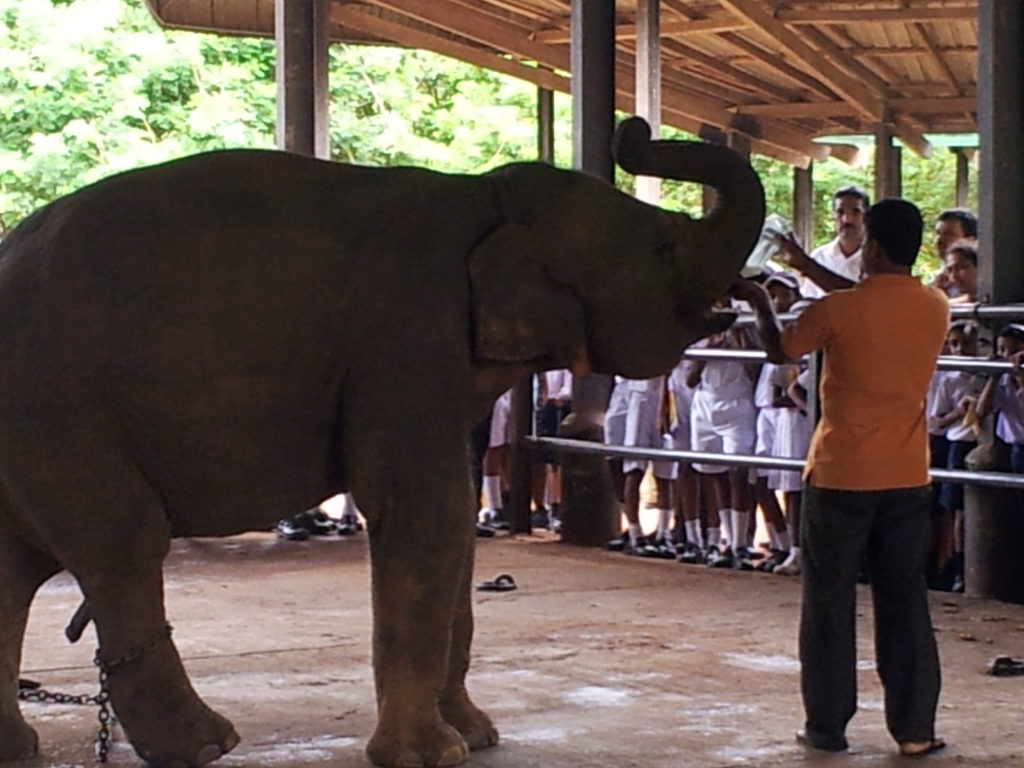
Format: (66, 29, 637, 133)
(360, 462, 480, 767)
(438, 552, 497, 751)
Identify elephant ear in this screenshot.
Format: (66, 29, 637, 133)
(469, 223, 587, 368)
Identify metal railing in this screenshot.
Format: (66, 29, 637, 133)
(520, 302, 1024, 492)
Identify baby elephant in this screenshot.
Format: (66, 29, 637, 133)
(0, 117, 763, 767)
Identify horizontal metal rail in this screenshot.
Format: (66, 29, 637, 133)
(524, 436, 1024, 491)
(682, 347, 1023, 374)
(728, 302, 1024, 327)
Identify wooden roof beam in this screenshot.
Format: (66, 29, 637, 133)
(330, 5, 568, 92)
(909, 22, 962, 95)
(735, 95, 976, 119)
(776, 7, 976, 24)
(533, 14, 745, 45)
(714, 0, 885, 122)
(355, 0, 821, 165)
(790, 25, 934, 157)
(361, 0, 568, 69)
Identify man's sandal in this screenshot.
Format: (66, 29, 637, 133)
(899, 739, 946, 758)
(476, 573, 517, 592)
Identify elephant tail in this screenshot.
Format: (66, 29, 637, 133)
(612, 116, 766, 287)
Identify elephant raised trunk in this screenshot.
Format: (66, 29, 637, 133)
(612, 116, 766, 301)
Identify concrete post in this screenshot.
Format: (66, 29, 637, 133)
(966, 0, 1024, 603)
(275, 0, 329, 158)
(561, 0, 618, 546)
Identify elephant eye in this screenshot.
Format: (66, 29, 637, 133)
(655, 242, 675, 268)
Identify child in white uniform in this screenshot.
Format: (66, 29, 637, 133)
(771, 367, 813, 575)
(478, 389, 512, 533)
(751, 273, 801, 570)
(666, 355, 703, 563)
(618, 376, 677, 556)
(688, 314, 758, 569)
(929, 321, 983, 591)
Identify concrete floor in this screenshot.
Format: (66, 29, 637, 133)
(16, 531, 1024, 768)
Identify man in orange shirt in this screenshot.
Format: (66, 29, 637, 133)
(732, 199, 949, 758)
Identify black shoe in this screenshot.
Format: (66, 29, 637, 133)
(733, 546, 756, 571)
(642, 537, 677, 559)
(757, 549, 789, 572)
(707, 546, 734, 569)
(275, 518, 311, 541)
(676, 541, 704, 564)
(476, 523, 496, 537)
(336, 517, 364, 536)
(530, 508, 551, 530)
(623, 535, 653, 556)
(488, 510, 511, 531)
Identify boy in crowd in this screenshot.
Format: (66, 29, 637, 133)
(619, 375, 677, 556)
(751, 272, 802, 572)
(928, 321, 983, 591)
(687, 302, 758, 570)
(478, 389, 512, 535)
(531, 370, 572, 530)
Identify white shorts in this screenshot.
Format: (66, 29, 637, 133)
(755, 407, 783, 479)
(770, 408, 811, 492)
(622, 387, 677, 479)
(690, 392, 756, 474)
(488, 391, 512, 448)
(603, 379, 631, 447)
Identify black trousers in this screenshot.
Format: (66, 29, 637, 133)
(800, 484, 941, 749)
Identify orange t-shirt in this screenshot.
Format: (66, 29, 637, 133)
(781, 274, 950, 490)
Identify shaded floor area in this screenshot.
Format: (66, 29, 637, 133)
(16, 532, 1024, 767)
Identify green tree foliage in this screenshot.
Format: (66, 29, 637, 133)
(1, 0, 978, 286)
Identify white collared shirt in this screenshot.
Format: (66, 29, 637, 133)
(800, 237, 864, 300)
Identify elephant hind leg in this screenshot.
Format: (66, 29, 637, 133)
(6, 412, 238, 767)
(0, 523, 61, 761)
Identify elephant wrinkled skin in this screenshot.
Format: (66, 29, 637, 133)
(0, 118, 764, 767)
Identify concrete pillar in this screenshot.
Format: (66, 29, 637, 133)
(275, 0, 330, 158)
(561, 0, 618, 546)
(633, 0, 661, 204)
(873, 123, 902, 201)
(966, 0, 1024, 604)
(698, 124, 727, 214)
(793, 163, 814, 251)
(506, 88, 557, 534)
(953, 148, 970, 209)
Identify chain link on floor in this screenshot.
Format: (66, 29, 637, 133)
(18, 668, 114, 762)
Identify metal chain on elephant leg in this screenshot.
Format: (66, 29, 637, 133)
(17, 677, 115, 761)
(17, 623, 173, 763)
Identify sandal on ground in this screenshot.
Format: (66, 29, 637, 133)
(476, 573, 517, 592)
(899, 739, 946, 757)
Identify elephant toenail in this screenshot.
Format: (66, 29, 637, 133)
(393, 750, 424, 768)
(438, 744, 468, 766)
(196, 744, 222, 765)
(222, 730, 241, 753)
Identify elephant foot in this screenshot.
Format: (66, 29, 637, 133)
(131, 706, 239, 768)
(0, 717, 39, 761)
(113, 684, 239, 768)
(440, 692, 498, 751)
(366, 711, 468, 768)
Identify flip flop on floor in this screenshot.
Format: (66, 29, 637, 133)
(899, 739, 946, 757)
(477, 573, 517, 592)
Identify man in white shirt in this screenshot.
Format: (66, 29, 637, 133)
(777, 186, 869, 299)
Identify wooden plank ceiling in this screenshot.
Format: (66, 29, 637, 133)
(145, 0, 979, 167)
